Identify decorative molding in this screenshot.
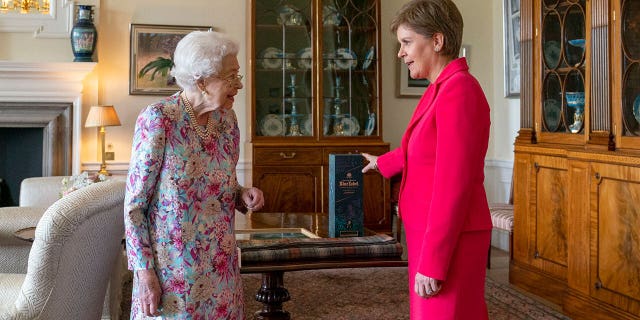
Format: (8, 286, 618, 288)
(0, 102, 73, 176)
(0, 61, 97, 173)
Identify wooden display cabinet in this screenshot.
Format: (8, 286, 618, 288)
(250, 0, 391, 232)
(513, 0, 640, 318)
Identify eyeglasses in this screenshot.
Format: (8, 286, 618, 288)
(218, 74, 243, 87)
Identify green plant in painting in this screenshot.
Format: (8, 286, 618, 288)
(138, 57, 174, 81)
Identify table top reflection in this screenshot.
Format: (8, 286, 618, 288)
(235, 212, 329, 238)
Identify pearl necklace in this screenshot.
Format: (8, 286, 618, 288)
(181, 92, 215, 140)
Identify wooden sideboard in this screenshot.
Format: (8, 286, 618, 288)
(513, 0, 640, 318)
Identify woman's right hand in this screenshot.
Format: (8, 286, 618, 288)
(136, 269, 162, 317)
(361, 153, 379, 173)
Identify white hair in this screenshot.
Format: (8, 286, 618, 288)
(170, 31, 239, 91)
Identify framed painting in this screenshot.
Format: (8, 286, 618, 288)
(504, 0, 521, 97)
(129, 24, 211, 95)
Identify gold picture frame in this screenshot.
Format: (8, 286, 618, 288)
(129, 24, 211, 95)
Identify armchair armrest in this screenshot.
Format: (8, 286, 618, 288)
(0, 207, 46, 273)
(19, 176, 66, 207)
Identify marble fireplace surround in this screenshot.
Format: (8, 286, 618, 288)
(0, 61, 97, 175)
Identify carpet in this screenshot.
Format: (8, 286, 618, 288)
(242, 267, 572, 320)
(120, 266, 571, 319)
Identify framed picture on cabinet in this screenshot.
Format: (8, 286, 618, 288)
(129, 24, 211, 95)
(504, 0, 520, 97)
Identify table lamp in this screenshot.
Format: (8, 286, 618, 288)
(85, 105, 121, 176)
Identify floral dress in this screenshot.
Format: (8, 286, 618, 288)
(124, 92, 244, 320)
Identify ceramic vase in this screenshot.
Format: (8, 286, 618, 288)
(70, 5, 97, 62)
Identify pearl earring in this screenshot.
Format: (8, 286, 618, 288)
(201, 89, 207, 96)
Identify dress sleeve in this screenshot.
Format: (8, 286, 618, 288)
(417, 76, 491, 280)
(124, 105, 166, 271)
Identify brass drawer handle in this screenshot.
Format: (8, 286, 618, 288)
(279, 152, 296, 159)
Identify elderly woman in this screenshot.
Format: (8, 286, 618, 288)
(124, 31, 264, 319)
(362, 0, 492, 319)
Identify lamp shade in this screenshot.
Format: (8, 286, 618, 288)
(85, 105, 121, 127)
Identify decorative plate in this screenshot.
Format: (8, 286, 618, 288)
(260, 114, 284, 136)
(303, 117, 313, 135)
(323, 115, 331, 135)
(297, 47, 312, 69)
(261, 47, 283, 70)
(334, 48, 357, 70)
(633, 94, 640, 124)
(567, 39, 585, 49)
(364, 113, 376, 136)
(362, 46, 375, 70)
(543, 99, 561, 131)
(340, 116, 361, 136)
(543, 40, 560, 67)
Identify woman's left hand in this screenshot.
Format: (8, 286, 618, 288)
(241, 187, 264, 211)
(414, 272, 443, 299)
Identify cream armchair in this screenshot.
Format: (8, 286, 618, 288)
(0, 179, 125, 320)
(0, 176, 66, 274)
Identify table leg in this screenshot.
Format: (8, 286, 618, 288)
(253, 271, 291, 320)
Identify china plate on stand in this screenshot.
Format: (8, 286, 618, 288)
(340, 116, 360, 136)
(335, 48, 357, 70)
(260, 114, 284, 136)
(297, 47, 312, 69)
(261, 47, 284, 69)
(364, 113, 375, 136)
(303, 117, 313, 135)
(633, 94, 640, 124)
(361, 46, 375, 70)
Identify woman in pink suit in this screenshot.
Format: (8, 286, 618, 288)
(362, 0, 492, 318)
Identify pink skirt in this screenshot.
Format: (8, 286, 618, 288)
(404, 228, 491, 320)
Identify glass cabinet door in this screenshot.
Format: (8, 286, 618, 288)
(321, 0, 378, 138)
(620, 0, 640, 137)
(540, 0, 586, 135)
(254, 0, 314, 137)
(252, 0, 380, 139)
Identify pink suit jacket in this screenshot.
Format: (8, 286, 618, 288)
(378, 58, 492, 281)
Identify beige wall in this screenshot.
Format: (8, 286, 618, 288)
(0, 0, 517, 173)
(382, 0, 519, 162)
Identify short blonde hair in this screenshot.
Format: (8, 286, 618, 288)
(171, 31, 239, 91)
(390, 0, 463, 58)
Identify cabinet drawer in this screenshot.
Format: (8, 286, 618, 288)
(254, 147, 322, 166)
(322, 146, 389, 165)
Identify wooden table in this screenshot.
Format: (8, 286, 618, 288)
(236, 212, 407, 320)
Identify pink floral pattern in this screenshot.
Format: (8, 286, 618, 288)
(124, 92, 244, 319)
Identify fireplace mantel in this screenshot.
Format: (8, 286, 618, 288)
(0, 61, 97, 174)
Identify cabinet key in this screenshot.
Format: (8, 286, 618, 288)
(594, 281, 603, 290)
(279, 152, 296, 159)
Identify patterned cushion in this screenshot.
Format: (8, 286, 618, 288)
(238, 234, 403, 263)
(489, 203, 514, 231)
